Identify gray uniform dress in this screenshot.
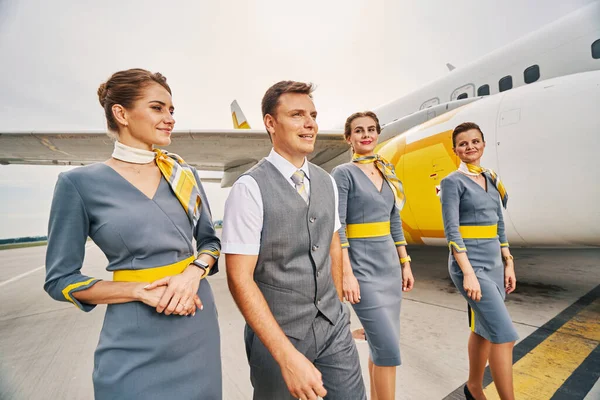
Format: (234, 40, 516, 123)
(44, 163, 222, 400)
(332, 163, 406, 367)
(440, 171, 518, 344)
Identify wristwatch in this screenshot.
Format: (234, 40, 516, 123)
(191, 258, 209, 272)
(502, 255, 514, 262)
(400, 255, 411, 264)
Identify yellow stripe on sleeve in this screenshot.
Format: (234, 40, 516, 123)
(200, 249, 220, 258)
(62, 278, 97, 309)
(448, 241, 467, 252)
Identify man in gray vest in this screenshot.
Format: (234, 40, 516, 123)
(223, 81, 366, 400)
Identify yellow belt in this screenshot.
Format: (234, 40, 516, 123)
(113, 255, 195, 282)
(346, 221, 391, 239)
(459, 224, 498, 239)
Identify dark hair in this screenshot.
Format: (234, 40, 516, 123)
(97, 68, 171, 134)
(344, 111, 381, 140)
(261, 80, 314, 118)
(452, 122, 485, 147)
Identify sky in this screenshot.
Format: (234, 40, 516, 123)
(0, 0, 594, 239)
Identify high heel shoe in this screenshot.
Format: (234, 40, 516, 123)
(464, 384, 476, 400)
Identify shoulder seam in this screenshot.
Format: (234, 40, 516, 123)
(60, 174, 91, 221)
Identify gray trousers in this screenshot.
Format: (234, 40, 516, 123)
(244, 305, 366, 400)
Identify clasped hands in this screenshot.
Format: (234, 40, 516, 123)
(137, 265, 204, 316)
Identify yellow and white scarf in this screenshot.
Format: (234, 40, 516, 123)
(112, 142, 202, 226)
(458, 162, 508, 208)
(352, 153, 406, 210)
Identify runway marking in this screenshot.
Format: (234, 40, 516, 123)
(0, 265, 45, 288)
(443, 284, 600, 400)
(0, 242, 95, 288)
(484, 297, 599, 399)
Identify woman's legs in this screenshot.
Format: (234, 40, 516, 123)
(467, 331, 491, 399)
(489, 341, 515, 400)
(368, 357, 396, 400)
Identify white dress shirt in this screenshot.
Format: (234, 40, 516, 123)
(222, 149, 341, 255)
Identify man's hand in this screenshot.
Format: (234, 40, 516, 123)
(279, 349, 327, 400)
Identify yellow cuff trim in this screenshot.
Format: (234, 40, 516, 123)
(341, 242, 350, 248)
(62, 278, 97, 309)
(395, 240, 407, 246)
(448, 241, 467, 252)
(500, 242, 510, 247)
(200, 249, 220, 258)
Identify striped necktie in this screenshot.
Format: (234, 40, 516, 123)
(153, 148, 202, 226)
(352, 153, 406, 210)
(460, 162, 508, 208)
(291, 170, 309, 204)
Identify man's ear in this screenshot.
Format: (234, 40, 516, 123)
(264, 114, 276, 137)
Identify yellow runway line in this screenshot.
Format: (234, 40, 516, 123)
(484, 299, 600, 399)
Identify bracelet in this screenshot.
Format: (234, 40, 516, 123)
(200, 265, 211, 280)
(502, 255, 514, 262)
(400, 255, 411, 264)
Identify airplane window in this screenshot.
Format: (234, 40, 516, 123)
(457, 93, 468, 100)
(499, 76, 513, 92)
(524, 65, 540, 84)
(477, 85, 490, 96)
(593, 39, 600, 59)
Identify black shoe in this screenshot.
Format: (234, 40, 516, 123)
(464, 384, 476, 400)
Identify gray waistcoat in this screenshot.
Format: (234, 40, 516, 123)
(246, 159, 342, 340)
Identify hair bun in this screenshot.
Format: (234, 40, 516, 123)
(97, 82, 108, 107)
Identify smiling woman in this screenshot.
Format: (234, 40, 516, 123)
(441, 122, 517, 400)
(332, 110, 414, 400)
(43, 68, 223, 399)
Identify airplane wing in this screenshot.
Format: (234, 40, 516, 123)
(0, 129, 349, 187)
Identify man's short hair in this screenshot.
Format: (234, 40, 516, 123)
(261, 81, 315, 118)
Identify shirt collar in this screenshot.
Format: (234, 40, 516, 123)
(267, 148, 310, 182)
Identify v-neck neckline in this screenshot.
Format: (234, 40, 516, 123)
(351, 163, 384, 193)
(459, 171, 489, 194)
(101, 163, 164, 201)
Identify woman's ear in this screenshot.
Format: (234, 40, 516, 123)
(112, 104, 128, 127)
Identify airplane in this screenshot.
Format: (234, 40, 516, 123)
(1, 1, 599, 248)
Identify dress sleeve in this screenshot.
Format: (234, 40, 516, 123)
(331, 166, 350, 249)
(390, 202, 407, 247)
(193, 170, 221, 276)
(497, 198, 509, 248)
(44, 173, 100, 311)
(440, 177, 467, 253)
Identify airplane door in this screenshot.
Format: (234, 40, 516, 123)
(451, 84, 475, 100)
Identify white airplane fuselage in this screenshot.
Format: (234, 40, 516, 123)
(336, 2, 600, 247)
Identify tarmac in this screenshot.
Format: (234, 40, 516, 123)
(1, 241, 598, 399)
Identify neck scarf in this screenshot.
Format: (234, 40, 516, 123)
(352, 153, 405, 210)
(459, 162, 508, 208)
(112, 141, 155, 164)
(111, 141, 201, 226)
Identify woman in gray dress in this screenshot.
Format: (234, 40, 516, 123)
(332, 111, 415, 400)
(44, 69, 222, 399)
(441, 122, 517, 400)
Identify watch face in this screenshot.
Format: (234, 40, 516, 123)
(194, 259, 209, 268)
